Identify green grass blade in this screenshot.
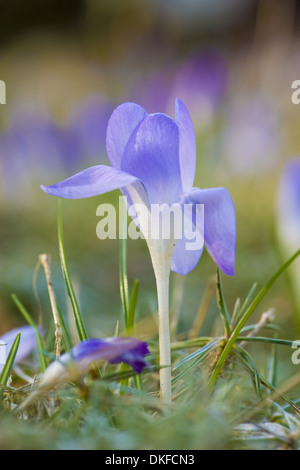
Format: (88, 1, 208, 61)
(172, 341, 221, 386)
(127, 279, 143, 390)
(119, 218, 142, 389)
(172, 356, 201, 385)
(209, 248, 300, 391)
(234, 346, 262, 400)
(119, 218, 130, 390)
(121, 279, 141, 389)
(268, 341, 278, 389)
(57, 200, 88, 342)
(235, 348, 300, 413)
(55, 300, 73, 352)
(127, 279, 139, 336)
(216, 268, 231, 336)
(170, 337, 214, 351)
(240, 323, 279, 334)
(231, 282, 257, 327)
(11, 293, 47, 373)
(236, 336, 296, 347)
(119, 213, 129, 325)
(0, 332, 21, 399)
(231, 297, 241, 326)
(173, 338, 222, 370)
(103, 365, 160, 382)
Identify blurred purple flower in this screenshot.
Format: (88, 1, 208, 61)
(39, 337, 150, 389)
(222, 94, 281, 175)
(0, 107, 64, 200)
(0, 98, 114, 200)
(170, 50, 228, 127)
(64, 96, 114, 166)
(277, 158, 300, 255)
(128, 70, 172, 115)
(276, 158, 300, 309)
(41, 98, 236, 276)
(0, 325, 38, 372)
(5, 107, 63, 169)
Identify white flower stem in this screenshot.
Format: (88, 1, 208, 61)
(127, 188, 175, 404)
(155, 264, 172, 403)
(149, 246, 173, 404)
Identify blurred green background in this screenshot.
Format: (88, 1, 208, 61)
(0, 0, 299, 369)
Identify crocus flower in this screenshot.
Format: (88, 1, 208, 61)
(41, 99, 236, 402)
(276, 158, 300, 309)
(39, 337, 150, 390)
(0, 325, 38, 373)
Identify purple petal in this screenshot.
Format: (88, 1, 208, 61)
(121, 182, 151, 234)
(171, 236, 204, 275)
(73, 337, 150, 373)
(39, 337, 150, 389)
(184, 187, 236, 276)
(0, 325, 37, 369)
(171, 204, 204, 275)
(121, 113, 182, 205)
(174, 98, 196, 193)
(41, 165, 140, 199)
(106, 102, 148, 169)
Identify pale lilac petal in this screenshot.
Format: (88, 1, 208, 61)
(174, 98, 196, 192)
(40, 165, 141, 199)
(121, 181, 150, 233)
(184, 187, 236, 276)
(171, 235, 204, 275)
(106, 102, 148, 169)
(171, 204, 204, 275)
(0, 325, 37, 369)
(121, 113, 182, 205)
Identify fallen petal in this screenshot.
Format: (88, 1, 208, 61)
(39, 337, 150, 389)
